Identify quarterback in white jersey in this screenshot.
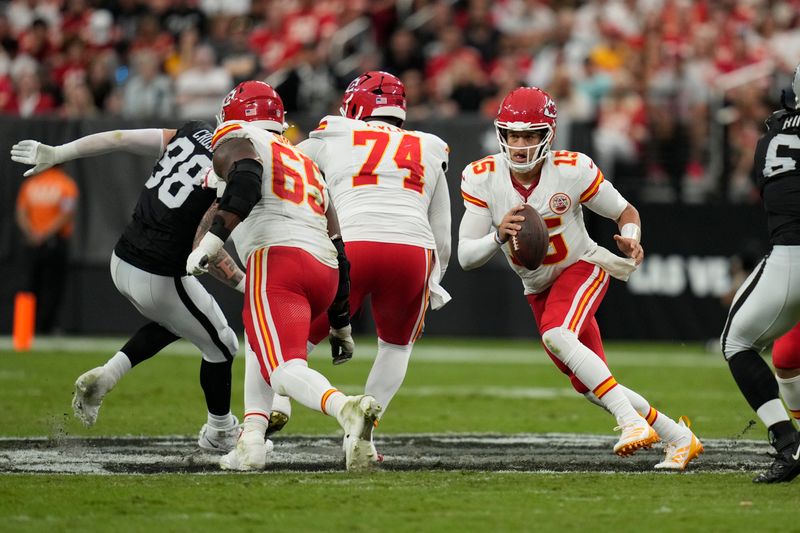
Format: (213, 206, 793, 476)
(459, 87, 702, 469)
(187, 81, 382, 472)
(266, 71, 452, 461)
(461, 148, 630, 296)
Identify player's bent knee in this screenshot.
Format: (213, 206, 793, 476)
(721, 334, 752, 361)
(773, 342, 800, 370)
(541, 326, 578, 361)
(269, 359, 308, 396)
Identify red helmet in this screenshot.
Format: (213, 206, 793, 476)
(340, 71, 406, 122)
(495, 87, 557, 171)
(218, 80, 286, 133)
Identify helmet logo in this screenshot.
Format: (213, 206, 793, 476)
(543, 97, 557, 119)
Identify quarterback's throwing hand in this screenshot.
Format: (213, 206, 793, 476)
(186, 247, 210, 275)
(10, 140, 58, 177)
(330, 325, 354, 365)
(614, 235, 644, 266)
(496, 204, 527, 243)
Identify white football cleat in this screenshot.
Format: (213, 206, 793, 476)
(613, 416, 660, 456)
(72, 366, 115, 427)
(654, 416, 704, 471)
(198, 415, 240, 453)
(220, 430, 274, 471)
(336, 395, 382, 471)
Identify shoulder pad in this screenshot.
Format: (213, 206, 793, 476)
(309, 115, 352, 138)
(211, 121, 251, 151)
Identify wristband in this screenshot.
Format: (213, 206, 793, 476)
(620, 223, 641, 243)
(493, 230, 504, 245)
(196, 232, 225, 261)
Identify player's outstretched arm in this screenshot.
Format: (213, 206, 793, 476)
(613, 203, 644, 265)
(10, 129, 174, 177)
(193, 201, 246, 292)
(187, 138, 262, 275)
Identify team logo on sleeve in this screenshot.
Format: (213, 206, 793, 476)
(549, 192, 571, 214)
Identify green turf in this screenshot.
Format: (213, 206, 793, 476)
(1, 338, 795, 532)
(0, 337, 758, 438)
(2, 473, 799, 533)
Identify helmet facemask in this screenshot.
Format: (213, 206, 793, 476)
(495, 123, 554, 172)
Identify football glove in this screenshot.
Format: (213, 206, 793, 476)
(186, 233, 225, 275)
(10, 140, 60, 177)
(330, 324, 354, 365)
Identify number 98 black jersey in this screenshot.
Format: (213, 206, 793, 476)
(753, 108, 800, 245)
(114, 121, 217, 276)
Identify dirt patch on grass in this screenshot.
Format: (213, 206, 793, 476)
(0, 434, 771, 474)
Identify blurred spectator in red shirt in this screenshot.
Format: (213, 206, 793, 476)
(4, 56, 55, 116)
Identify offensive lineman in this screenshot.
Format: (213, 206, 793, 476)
(187, 81, 381, 471)
(227, 71, 452, 467)
(720, 65, 800, 483)
(10, 123, 244, 452)
(458, 87, 703, 469)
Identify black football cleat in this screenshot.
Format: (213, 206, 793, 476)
(753, 439, 800, 483)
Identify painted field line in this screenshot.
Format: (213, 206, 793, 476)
(0, 336, 722, 368)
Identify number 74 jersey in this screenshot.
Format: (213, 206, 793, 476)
(211, 120, 337, 267)
(305, 115, 449, 249)
(461, 151, 629, 294)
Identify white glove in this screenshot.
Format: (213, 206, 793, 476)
(329, 325, 354, 365)
(10, 140, 61, 177)
(186, 233, 225, 275)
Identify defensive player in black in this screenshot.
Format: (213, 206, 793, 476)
(721, 66, 800, 483)
(11, 122, 245, 452)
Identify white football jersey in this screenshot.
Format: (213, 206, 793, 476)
(211, 120, 337, 267)
(304, 115, 449, 248)
(461, 150, 628, 294)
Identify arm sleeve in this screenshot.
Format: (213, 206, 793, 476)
(428, 170, 451, 279)
(584, 179, 628, 220)
(577, 155, 627, 220)
(57, 129, 166, 162)
(458, 208, 501, 271)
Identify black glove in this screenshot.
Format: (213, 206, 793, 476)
(328, 237, 352, 364)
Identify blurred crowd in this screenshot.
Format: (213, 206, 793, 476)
(1, 0, 799, 203)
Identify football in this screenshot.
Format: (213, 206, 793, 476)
(510, 204, 550, 270)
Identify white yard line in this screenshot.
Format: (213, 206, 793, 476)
(0, 336, 721, 367)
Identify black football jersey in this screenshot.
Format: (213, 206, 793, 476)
(114, 121, 217, 276)
(752, 108, 800, 245)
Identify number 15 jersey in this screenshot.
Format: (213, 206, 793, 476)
(303, 115, 449, 249)
(461, 151, 628, 294)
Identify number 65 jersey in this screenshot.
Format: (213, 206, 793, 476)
(461, 151, 629, 294)
(301, 115, 450, 249)
(211, 120, 337, 267)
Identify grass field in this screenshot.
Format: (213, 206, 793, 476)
(1, 337, 799, 532)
